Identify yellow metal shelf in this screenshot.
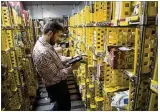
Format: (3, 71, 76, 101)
(13, 87, 18, 92)
(90, 104, 96, 109)
(86, 79, 89, 83)
(95, 97, 104, 102)
(9, 69, 14, 73)
(80, 82, 85, 86)
(87, 94, 91, 98)
(89, 84, 94, 89)
(16, 104, 21, 110)
(148, 92, 158, 111)
(22, 82, 25, 87)
(82, 97, 86, 102)
(119, 21, 129, 26)
(104, 86, 129, 93)
(1, 48, 15, 54)
(1, 25, 26, 30)
(119, 69, 135, 78)
(88, 65, 95, 68)
(69, 16, 142, 27)
(129, 16, 139, 21)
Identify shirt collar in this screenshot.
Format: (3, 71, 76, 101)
(38, 36, 53, 49)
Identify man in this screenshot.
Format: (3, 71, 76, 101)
(32, 21, 80, 110)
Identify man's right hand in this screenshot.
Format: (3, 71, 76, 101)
(54, 47, 63, 53)
(71, 62, 80, 70)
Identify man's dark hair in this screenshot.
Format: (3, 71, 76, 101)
(42, 21, 64, 35)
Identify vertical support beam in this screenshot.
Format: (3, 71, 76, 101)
(32, 20, 37, 44)
(41, 2, 43, 19)
(132, 1, 148, 110)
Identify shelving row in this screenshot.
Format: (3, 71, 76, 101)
(68, 1, 158, 111)
(69, 1, 158, 27)
(1, 1, 37, 111)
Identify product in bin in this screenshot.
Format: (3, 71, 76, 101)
(131, 2, 141, 16)
(107, 46, 134, 69)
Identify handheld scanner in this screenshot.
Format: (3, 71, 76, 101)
(65, 56, 83, 66)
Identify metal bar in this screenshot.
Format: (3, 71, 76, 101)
(23, 4, 81, 6)
(6, 1, 13, 27)
(41, 2, 43, 19)
(132, 1, 148, 110)
(69, 25, 139, 28)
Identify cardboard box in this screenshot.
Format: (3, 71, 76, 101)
(107, 46, 134, 69)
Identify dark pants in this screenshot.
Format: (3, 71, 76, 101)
(46, 80, 71, 111)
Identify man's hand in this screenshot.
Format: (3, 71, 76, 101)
(65, 57, 72, 62)
(54, 47, 64, 53)
(71, 62, 80, 70)
(71, 55, 79, 59)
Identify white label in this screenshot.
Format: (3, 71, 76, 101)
(151, 83, 158, 92)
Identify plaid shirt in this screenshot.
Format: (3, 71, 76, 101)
(32, 37, 70, 86)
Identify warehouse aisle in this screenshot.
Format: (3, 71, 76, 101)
(2, 1, 158, 111)
(67, 74, 86, 111)
(34, 74, 85, 111)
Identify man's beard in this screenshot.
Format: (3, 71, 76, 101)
(49, 37, 61, 45)
(50, 37, 55, 45)
(56, 40, 61, 44)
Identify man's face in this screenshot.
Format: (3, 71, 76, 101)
(49, 31, 62, 45)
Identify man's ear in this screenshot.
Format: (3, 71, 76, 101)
(48, 31, 53, 37)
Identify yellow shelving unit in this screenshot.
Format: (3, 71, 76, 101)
(1, 1, 37, 111)
(68, 1, 158, 111)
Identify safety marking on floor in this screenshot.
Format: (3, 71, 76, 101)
(67, 81, 76, 85)
(70, 94, 80, 100)
(71, 100, 83, 107)
(67, 74, 86, 111)
(71, 104, 85, 110)
(39, 92, 48, 98)
(68, 85, 76, 89)
(69, 89, 78, 94)
(38, 88, 47, 92)
(67, 77, 75, 81)
(35, 103, 54, 111)
(38, 84, 45, 88)
(71, 108, 86, 111)
(71, 98, 81, 102)
(37, 102, 51, 106)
